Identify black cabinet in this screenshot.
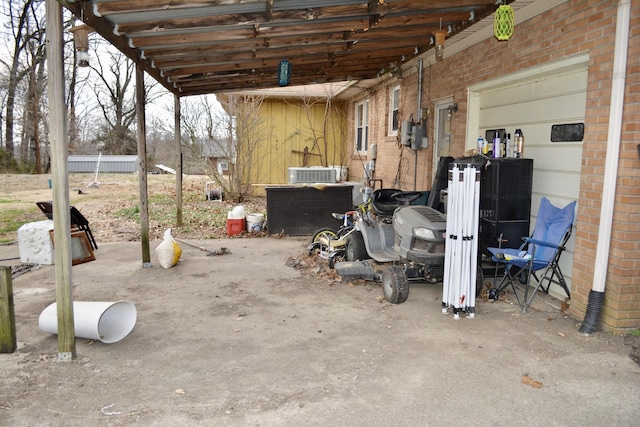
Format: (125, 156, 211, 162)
(478, 158, 533, 253)
(266, 185, 353, 235)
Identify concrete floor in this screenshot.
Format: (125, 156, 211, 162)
(0, 237, 638, 426)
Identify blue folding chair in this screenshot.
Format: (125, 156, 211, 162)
(487, 197, 576, 312)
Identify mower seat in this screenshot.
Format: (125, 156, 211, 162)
(371, 189, 401, 216)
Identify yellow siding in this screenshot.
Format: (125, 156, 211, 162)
(248, 98, 347, 195)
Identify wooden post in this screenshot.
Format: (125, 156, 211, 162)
(136, 65, 151, 267)
(46, 0, 76, 361)
(175, 95, 183, 226)
(0, 267, 17, 353)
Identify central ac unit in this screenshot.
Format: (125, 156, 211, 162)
(288, 167, 337, 184)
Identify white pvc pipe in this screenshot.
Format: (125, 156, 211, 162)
(469, 168, 480, 315)
(592, 0, 631, 293)
(444, 164, 482, 317)
(39, 301, 137, 344)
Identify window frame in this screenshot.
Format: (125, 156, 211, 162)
(355, 99, 369, 154)
(388, 85, 400, 136)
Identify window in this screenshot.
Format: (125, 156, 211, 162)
(389, 86, 400, 135)
(355, 99, 369, 154)
(551, 123, 584, 142)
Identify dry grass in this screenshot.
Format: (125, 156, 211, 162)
(0, 173, 266, 243)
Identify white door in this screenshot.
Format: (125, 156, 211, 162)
(433, 97, 455, 181)
(467, 55, 588, 298)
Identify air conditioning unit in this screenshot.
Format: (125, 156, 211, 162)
(288, 167, 337, 184)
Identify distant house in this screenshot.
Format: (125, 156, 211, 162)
(68, 155, 137, 173)
(202, 139, 232, 176)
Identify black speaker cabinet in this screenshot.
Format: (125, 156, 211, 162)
(478, 158, 533, 252)
(266, 185, 353, 235)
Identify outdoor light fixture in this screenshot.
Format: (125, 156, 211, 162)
(69, 23, 93, 67)
(494, 3, 515, 41)
(277, 60, 291, 86)
(433, 30, 447, 62)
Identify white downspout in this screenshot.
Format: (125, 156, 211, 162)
(415, 59, 423, 191)
(580, 0, 630, 335)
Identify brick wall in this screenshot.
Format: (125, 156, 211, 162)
(345, 0, 639, 333)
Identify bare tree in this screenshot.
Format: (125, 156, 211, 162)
(179, 95, 227, 177)
(220, 93, 271, 200)
(67, 28, 92, 154)
(20, 27, 47, 172)
(181, 94, 269, 201)
(146, 115, 174, 167)
(1, 0, 45, 161)
(90, 49, 136, 154)
(88, 47, 163, 155)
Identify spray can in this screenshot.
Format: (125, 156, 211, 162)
(477, 137, 485, 154)
(515, 129, 525, 158)
(493, 131, 501, 158)
(506, 133, 514, 158)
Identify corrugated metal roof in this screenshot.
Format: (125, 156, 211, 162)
(60, 0, 517, 96)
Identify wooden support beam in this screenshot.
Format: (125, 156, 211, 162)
(175, 94, 183, 226)
(0, 266, 16, 353)
(136, 65, 151, 267)
(46, 0, 75, 361)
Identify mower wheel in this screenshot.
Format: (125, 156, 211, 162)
(382, 265, 409, 304)
(345, 232, 368, 261)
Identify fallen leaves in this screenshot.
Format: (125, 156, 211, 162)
(521, 374, 543, 388)
(286, 253, 344, 284)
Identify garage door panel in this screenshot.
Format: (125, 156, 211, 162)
(480, 70, 588, 109)
(525, 145, 582, 172)
(524, 124, 584, 149)
(480, 94, 586, 124)
(532, 170, 581, 200)
(479, 121, 584, 151)
(480, 92, 587, 130)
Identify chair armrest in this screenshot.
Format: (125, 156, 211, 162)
(524, 237, 562, 250)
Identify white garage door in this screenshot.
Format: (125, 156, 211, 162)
(467, 54, 588, 298)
